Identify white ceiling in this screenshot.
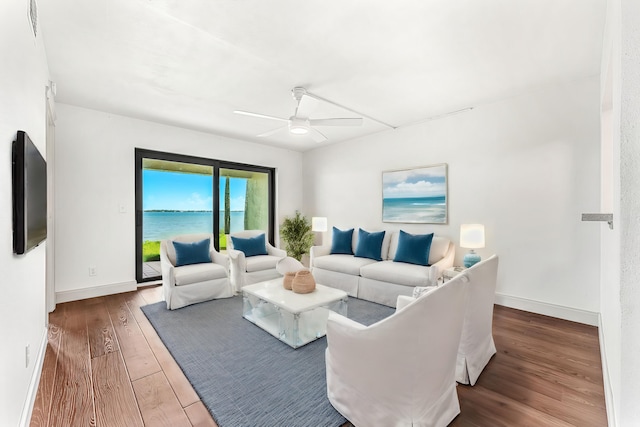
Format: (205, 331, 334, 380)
(39, 0, 606, 152)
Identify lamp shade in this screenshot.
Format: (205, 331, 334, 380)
(312, 217, 328, 232)
(460, 224, 485, 249)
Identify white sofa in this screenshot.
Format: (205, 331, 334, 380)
(310, 229, 454, 307)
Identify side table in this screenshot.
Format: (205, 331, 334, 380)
(443, 266, 466, 282)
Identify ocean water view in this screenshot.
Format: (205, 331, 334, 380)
(383, 196, 447, 223)
(143, 211, 245, 241)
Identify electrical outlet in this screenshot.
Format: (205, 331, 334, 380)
(89, 266, 97, 276)
(25, 344, 30, 368)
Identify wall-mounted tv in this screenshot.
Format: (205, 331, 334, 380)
(12, 130, 47, 255)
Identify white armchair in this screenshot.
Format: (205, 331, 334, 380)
(456, 254, 499, 385)
(325, 274, 469, 427)
(160, 233, 233, 310)
(227, 230, 286, 292)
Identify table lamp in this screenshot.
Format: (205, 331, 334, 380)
(460, 224, 485, 268)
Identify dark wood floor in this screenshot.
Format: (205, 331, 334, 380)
(30, 286, 607, 427)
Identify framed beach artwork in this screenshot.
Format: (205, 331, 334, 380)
(382, 163, 448, 224)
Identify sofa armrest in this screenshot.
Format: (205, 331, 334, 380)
(266, 243, 287, 258)
(327, 311, 367, 332)
(210, 250, 230, 272)
(228, 249, 247, 292)
(159, 244, 176, 309)
(429, 242, 455, 284)
(310, 245, 331, 268)
(395, 295, 415, 312)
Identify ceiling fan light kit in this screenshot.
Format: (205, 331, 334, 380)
(234, 86, 365, 142)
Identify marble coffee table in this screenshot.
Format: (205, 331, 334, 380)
(242, 279, 348, 348)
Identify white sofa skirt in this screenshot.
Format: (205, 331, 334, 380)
(358, 277, 415, 308)
(312, 268, 360, 297)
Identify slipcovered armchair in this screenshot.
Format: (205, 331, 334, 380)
(325, 275, 469, 427)
(227, 230, 286, 293)
(455, 254, 499, 385)
(160, 233, 233, 310)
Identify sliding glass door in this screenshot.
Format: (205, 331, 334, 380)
(219, 168, 270, 249)
(135, 149, 275, 283)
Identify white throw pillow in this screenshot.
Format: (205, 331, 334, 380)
(276, 256, 305, 275)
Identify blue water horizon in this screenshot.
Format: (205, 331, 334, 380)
(383, 196, 447, 223)
(143, 211, 245, 241)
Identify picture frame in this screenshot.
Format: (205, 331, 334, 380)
(382, 163, 448, 224)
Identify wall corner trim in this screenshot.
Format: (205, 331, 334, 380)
(494, 292, 599, 326)
(56, 280, 138, 304)
(19, 327, 48, 427)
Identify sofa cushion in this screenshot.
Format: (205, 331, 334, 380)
(245, 255, 282, 273)
(394, 231, 433, 266)
(354, 229, 386, 261)
(313, 254, 377, 276)
(172, 239, 211, 267)
(360, 260, 432, 287)
(388, 233, 450, 265)
(330, 227, 354, 255)
(231, 234, 268, 257)
(174, 262, 227, 286)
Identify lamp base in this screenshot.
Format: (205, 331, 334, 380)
(463, 250, 481, 268)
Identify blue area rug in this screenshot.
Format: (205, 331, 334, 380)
(141, 295, 394, 427)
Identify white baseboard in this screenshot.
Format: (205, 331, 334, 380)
(599, 314, 616, 427)
(494, 292, 599, 326)
(20, 327, 48, 427)
(56, 280, 137, 304)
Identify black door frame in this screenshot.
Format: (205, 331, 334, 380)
(134, 148, 276, 283)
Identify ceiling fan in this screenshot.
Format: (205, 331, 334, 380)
(234, 87, 363, 142)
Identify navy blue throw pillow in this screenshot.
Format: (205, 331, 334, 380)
(394, 230, 433, 266)
(330, 227, 354, 255)
(173, 238, 211, 267)
(354, 229, 386, 261)
(231, 234, 268, 257)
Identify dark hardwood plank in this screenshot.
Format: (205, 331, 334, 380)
(29, 322, 61, 427)
(92, 351, 144, 427)
(47, 308, 95, 427)
(86, 299, 119, 359)
(105, 294, 161, 381)
(125, 292, 200, 407)
(132, 371, 192, 427)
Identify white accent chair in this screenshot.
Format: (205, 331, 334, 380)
(160, 233, 233, 310)
(325, 274, 469, 427)
(395, 255, 500, 386)
(455, 254, 499, 385)
(227, 230, 287, 293)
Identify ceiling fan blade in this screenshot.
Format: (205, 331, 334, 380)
(234, 110, 289, 123)
(309, 127, 328, 143)
(309, 118, 363, 126)
(257, 126, 288, 138)
(295, 95, 319, 118)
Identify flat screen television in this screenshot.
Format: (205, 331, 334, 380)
(13, 130, 47, 255)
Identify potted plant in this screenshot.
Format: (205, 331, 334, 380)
(280, 211, 315, 262)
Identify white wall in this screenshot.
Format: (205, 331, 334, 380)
(599, 0, 621, 423)
(302, 77, 601, 323)
(0, 1, 51, 425)
(618, 0, 640, 423)
(53, 103, 303, 298)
